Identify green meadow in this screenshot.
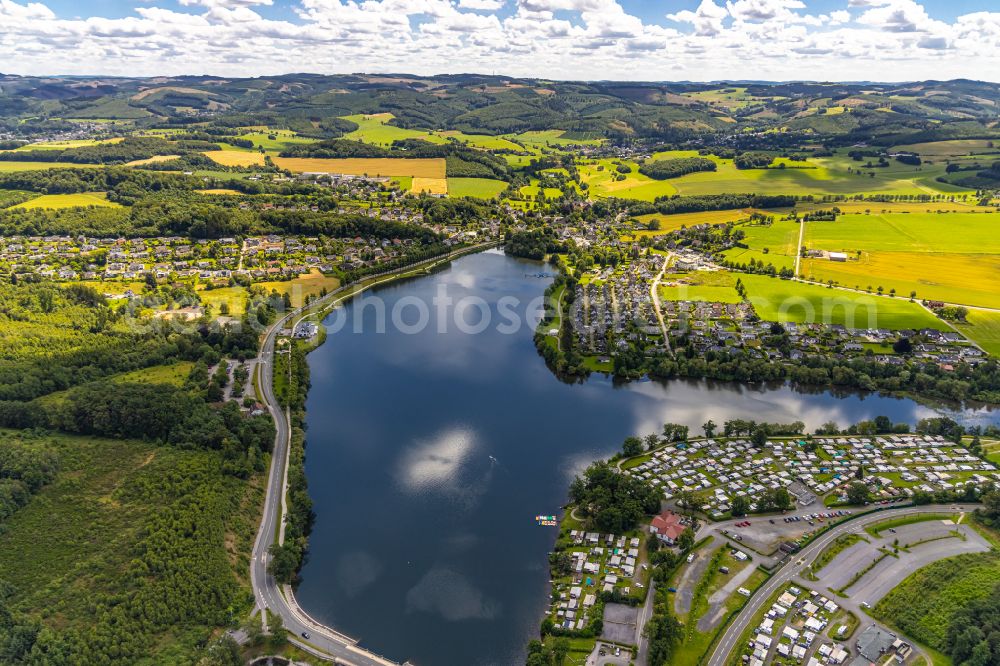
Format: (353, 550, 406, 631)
(13, 192, 121, 209)
(956, 310, 1000, 357)
(804, 212, 999, 254)
(342, 113, 449, 146)
(741, 274, 946, 330)
(659, 271, 743, 304)
(448, 177, 507, 198)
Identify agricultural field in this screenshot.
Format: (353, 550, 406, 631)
(802, 252, 1000, 310)
(627, 209, 754, 239)
(503, 129, 603, 149)
(802, 212, 1000, 308)
(578, 159, 678, 201)
(892, 139, 1000, 157)
(872, 551, 1000, 652)
(411, 177, 449, 195)
(682, 86, 774, 110)
(955, 309, 1000, 357)
(804, 212, 999, 254)
(437, 131, 522, 151)
(447, 177, 507, 198)
(740, 274, 947, 330)
(204, 149, 266, 167)
(6, 137, 123, 151)
(519, 183, 564, 199)
(793, 200, 979, 214)
(271, 156, 446, 178)
(659, 271, 743, 304)
(722, 218, 802, 271)
(12, 191, 120, 209)
(197, 188, 242, 195)
(0, 161, 98, 172)
(629, 150, 974, 198)
(124, 154, 180, 166)
(231, 129, 315, 151)
(342, 113, 448, 146)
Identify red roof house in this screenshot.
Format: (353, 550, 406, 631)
(649, 510, 686, 544)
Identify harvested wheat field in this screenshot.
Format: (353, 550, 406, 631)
(271, 157, 446, 178)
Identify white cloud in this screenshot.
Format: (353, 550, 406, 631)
(0, 0, 996, 81)
(667, 0, 729, 36)
(458, 0, 504, 9)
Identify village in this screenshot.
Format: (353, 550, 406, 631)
(0, 232, 442, 285)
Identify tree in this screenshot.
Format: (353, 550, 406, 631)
(622, 436, 643, 457)
(731, 495, 750, 517)
(847, 481, 871, 505)
(702, 420, 717, 438)
(678, 527, 695, 552)
(645, 433, 660, 450)
(893, 337, 912, 354)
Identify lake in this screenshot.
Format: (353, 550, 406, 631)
(297, 250, 996, 666)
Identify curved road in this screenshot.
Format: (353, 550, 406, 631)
(705, 503, 980, 666)
(250, 242, 498, 665)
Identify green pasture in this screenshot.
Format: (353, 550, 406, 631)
(740, 274, 947, 330)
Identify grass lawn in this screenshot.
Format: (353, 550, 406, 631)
(955, 309, 1000, 357)
(12, 191, 120, 209)
(447, 177, 507, 198)
(740, 274, 947, 330)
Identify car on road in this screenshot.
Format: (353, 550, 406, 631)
(301, 631, 311, 640)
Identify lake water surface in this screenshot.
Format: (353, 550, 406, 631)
(298, 250, 996, 666)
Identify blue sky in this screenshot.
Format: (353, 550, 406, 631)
(40, 0, 986, 23)
(2, 0, 999, 81)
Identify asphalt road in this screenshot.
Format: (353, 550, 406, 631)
(704, 504, 982, 666)
(249, 243, 497, 665)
